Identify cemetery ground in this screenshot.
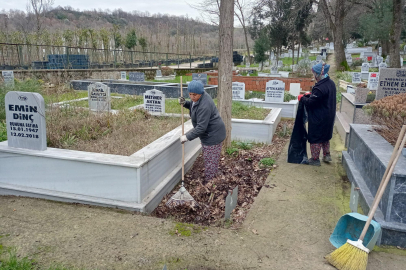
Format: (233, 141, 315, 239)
(1, 130, 406, 270)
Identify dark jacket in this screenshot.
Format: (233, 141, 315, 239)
(184, 91, 226, 146)
(300, 77, 336, 144)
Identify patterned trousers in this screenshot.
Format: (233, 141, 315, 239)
(310, 141, 330, 160)
(202, 143, 222, 181)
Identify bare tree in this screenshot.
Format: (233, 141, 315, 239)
(27, 0, 55, 35)
(389, 0, 405, 68)
(218, 0, 234, 149)
(235, 0, 253, 64)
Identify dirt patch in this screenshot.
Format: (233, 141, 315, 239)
(153, 120, 293, 226)
(46, 108, 182, 156)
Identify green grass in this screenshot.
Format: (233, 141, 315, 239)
(169, 223, 205, 237)
(0, 121, 6, 142)
(44, 91, 88, 104)
(259, 157, 275, 167)
(70, 94, 144, 110)
(165, 99, 271, 120)
(150, 75, 193, 83)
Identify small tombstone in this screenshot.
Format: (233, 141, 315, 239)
(401, 56, 404, 67)
(120, 71, 126, 80)
(278, 60, 283, 68)
(360, 52, 364, 59)
(316, 55, 322, 61)
(361, 63, 370, 73)
(156, 70, 162, 77)
(367, 72, 379, 91)
(289, 83, 301, 97)
(2, 70, 14, 87)
(322, 52, 326, 60)
(88, 82, 111, 111)
(330, 43, 334, 50)
(129, 72, 145, 82)
(143, 89, 165, 114)
(376, 56, 383, 65)
(224, 186, 238, 221)
(5, 91, 47, 151)
(379, 62, 387, 72)
(192, 73, 208, 85)
(379, 47, 382, 56)
(347, 85, 356, 94)
(232, 82, 245, 100)
(376, 68, 406, 100)
(346, 54, 352, 64)
(271, 66, 278, 74)
(265, 80, 285, 103)
(292, 64, 298, 72)
(352, 72, 362, 84)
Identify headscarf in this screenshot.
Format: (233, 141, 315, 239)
(312, 62, 330, 81)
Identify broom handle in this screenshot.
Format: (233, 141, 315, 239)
(360, 127, 406, 241)
(181, 76, 185, 183)
(369, 125, 406, 215)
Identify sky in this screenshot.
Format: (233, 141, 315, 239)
(1, 0, 203, 19)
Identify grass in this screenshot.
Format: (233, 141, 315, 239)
(0, 121, 6, 142)
(169, 222, 205, 237)
(69, 94, 144, 110)
(150, 75, 193, 83)
(165, 99, 271, 120)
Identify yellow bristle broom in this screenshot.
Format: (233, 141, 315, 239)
(326, 125, 406, 270)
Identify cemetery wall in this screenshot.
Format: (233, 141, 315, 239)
(208, 76, 314, 91)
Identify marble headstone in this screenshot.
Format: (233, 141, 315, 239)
(88, 82, 111, 111)
(367, 72, 380, 91)
(2, 70, 14, 87)
(192, 73, 208, 85)
(361, 63, 370, 73)
(322, 52, 326, 60)
(156, 70, 162, 77)
(289, 83, 301, 97)
(352, 72, 362, 84)
(143, 89, 165, 114)
(271, 66, 278, 74)
(120, 71, 126, 80)
(376, 56, 383, 65)
(129, 72, 145, 82)
(265, 80, 285, 103)
(346, 54, 353, 64)
(5, 91, 47, 151)
(232, 82, 245, 100)
(376, 68, 406, 100)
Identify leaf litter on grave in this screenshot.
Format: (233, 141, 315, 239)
(152, 120, 294, 227)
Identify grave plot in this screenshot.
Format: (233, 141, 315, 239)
(153, 120, 293, 226)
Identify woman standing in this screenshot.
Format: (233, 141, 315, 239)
(300, 62, 336, 166)
(179, 80, 226, 183)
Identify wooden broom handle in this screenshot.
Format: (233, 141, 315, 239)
(181, 76, 185, 182)
(369, 125, 406, 214)
(360, 126, 406, 241)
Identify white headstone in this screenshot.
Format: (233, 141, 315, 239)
(2, 71, 14, 87)
(192, 73, 208, 85)
(143, 89, 165, 114)
(361, 63, 370, 73)
(265, 80, 285, 103)
(347, 85, 356, 94)
(367, 72, 380, 90)
(379, 47, 382, 56)
(379, 62, 387, 72)
(346, 54, 353, 64)
(278, 61, 283, 68)
(5, 91, 46, 151)
(376, 56, 383, 65)
(88, 82, 111, 111)
(120, 71, 126, 80)
(322, 52, 326, 60)
(292, 64, 298, 72)
(232, 82, 245, 100)
(129, 72, 145, 82)
(271, 66, 278, 74)
(401, 56, 404, 67)
(156, 70, 162, 77)
(330, 43, 334, 50)
(289, 83, 301, 97)
(352, 72, 362, 84)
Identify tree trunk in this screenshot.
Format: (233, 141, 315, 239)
(242, 25, 251, 64)
(218, 0, 234, 149)
(389, 0, 404, 68)
(334, 25, 346, 71)
(296, 43, 301, 64)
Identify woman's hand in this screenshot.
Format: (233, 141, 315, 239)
(178, 97, 186, 106)
(180, 135, 188, 144)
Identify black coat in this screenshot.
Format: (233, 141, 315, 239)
(300, 77, 336, 144)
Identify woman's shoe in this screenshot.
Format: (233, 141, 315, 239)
(308, 158, 321, 166)
(323, 154, 332, 163)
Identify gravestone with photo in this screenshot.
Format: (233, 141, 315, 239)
(352, 72, 362, 84)
(5, 91, 47, 151)
(192, 73, 208, 85)
(376, 68, 406, 100)
(144, 89, 165, 114)
(88, 82, 111, 111)
(367, 72, 380, 91)
(120, 71, 126, 80)
(129, 72, 145, 82)
(2, 71, 14, 87)
(265, 80, 285, 103)
(232, 82, 245, 100)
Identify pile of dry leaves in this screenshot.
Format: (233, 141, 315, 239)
(153, 121, 293, 226)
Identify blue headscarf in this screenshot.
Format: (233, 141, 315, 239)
(312, 63, 330, 80)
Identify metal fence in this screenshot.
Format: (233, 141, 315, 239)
(0, 43, 216, 70)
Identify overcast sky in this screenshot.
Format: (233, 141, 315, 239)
(1, 0, 203, 19)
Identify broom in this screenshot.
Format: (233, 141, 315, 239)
(326, 125, 406, 270)
(166, 77, 198, 207)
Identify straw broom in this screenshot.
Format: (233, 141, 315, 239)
(326, 125, 406, 270)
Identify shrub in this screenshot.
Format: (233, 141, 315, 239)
(284, 91, 297, 102)
(259, 157, 275, 167)
(161, 66, 174, 76)
(363, 93, 406, 146)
